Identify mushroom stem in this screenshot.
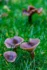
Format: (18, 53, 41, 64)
(29, 51, 35, 59)
(28, 15, 32, 22)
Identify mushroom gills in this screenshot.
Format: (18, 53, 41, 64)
(28, 42, 35, 46)
(6, 55, 14, 60)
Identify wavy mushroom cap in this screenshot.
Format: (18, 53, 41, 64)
(37, 8, 43, 14)
(29, 38, 40, 45)
(23, 6, 37, 16)
(4, 36, 24, 48)
(28, 6, 36, 11)
(4, 38, 15, 48)
(23, 6, 42, 16)
(23, 10, 30, 16)
(20, 39, 40, 51)
(23, 9, 37, 16)
(13, 36, 24, 45)
(4, 51, 17, 62)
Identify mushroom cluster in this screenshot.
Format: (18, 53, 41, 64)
(4, 36, 24, 62)
(4, 36, 40, 62)
(23, 6, 42, 22)
(3, 5, 42, 62)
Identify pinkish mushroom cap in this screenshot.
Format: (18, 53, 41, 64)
(28, 5, 36, 11)
(37, 8, 43, 14)
(4, 36, 24, 48)
(23, 6, 37, 16)
(20, 38, 40, 51)
(23, 6, 42, 16)
(23, 10, 30, 16)
(4, 51, 17, 62)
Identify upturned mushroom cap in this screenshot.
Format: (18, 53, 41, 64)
(23, 6, 42, 16)
(13, 36, 24, 46)
(37, 8, 43, 14)
(20, 38, 40, 51)
(28, 6, 36, 11)
(4, 51, 17, 62)
(4, 36, 24, 48)
(23, 10, 30, 16)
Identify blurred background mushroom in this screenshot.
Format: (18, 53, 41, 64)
(4, 51, 17, 62)
(4, 36, 24, 48)
(23, 5, 43, 22)
(0, 13, 8, 18)
(20, 38, 40, 59)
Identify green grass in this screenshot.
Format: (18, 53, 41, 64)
(0, 0, 47, 70)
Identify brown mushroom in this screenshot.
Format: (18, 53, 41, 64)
(20, 38, 40, 59)
(4, 51, 17, 62)
(23, 6, 43, 22)
(4, 36, 24, 48)
(0, 13, 8, 18)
